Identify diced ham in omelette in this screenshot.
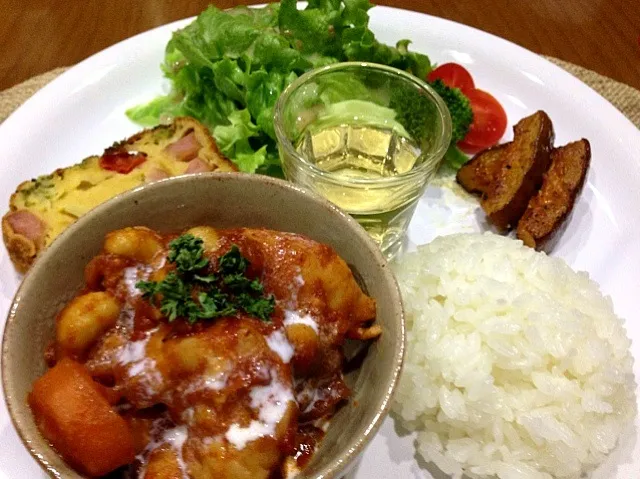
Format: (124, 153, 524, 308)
(2, 117, 236, 273)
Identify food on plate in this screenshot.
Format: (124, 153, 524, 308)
(392, 233, 636, 479)
(126, 1, 500, 174)
(457, 88, 508, 154)
(455, 143, 508, 195)
(428, 62, 508, 165)
(517, 139, 591, 250)
(477, 111, 555, 230)
(127, 0, 431, 176)
(2, 117, 235, 273)
(29, 357, 136, 476)
(456, 112, 591, 249)
(427, 63, 475, 93)
(428, 79, 474, 145)
(28, 226, 380, 478)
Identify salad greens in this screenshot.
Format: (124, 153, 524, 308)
(311, 100, 410, 137)
(127, 0, 471, 174)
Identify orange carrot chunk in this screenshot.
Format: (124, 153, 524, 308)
(28, 358, 135, 476)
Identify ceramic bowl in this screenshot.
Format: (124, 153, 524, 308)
(2, 173, 404, 479)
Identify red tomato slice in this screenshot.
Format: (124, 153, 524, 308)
(457, 139, 487, 155)
(99, 151, 147, 174)
(427, 63, 475, 93)
(460, 88, 507, 150)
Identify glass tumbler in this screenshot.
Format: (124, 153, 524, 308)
(274, 62, 452, 258)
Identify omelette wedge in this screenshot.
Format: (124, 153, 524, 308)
(2, 117, 236, 272)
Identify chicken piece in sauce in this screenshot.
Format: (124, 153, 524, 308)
(29, 226, 380, 479)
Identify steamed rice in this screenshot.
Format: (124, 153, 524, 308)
(392, 233, 636, 479)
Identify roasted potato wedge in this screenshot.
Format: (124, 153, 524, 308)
(481, 111, 555, 230)
(456, 143, 510, 197)
(517, 139, 591, 250)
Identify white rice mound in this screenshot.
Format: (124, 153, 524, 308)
(392, 233, 636, 479)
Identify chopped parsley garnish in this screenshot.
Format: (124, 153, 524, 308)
(167, 234, 209, 274)
(136, 234, 275, 323)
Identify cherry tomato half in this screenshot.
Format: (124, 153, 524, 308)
(427, 63, 475, 93)
(457, 140, 485, 155)
(458, 88, 508, 153)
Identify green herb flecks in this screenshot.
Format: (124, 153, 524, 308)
(20, 173, 57, 206)
(136, 234, 275, 323)
(167, 234, 209, 273)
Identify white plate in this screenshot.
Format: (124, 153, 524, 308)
(1, 6, 639, 479)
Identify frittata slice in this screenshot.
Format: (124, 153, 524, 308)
(3, 117, 236, 272)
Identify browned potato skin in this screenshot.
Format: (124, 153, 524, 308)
(481, 111, 555, 230)
(456, 143, 510, 197)
(517, 139, 591, 250)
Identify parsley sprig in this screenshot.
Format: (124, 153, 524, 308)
(136, 234, 275, 323)
(167, 234, 209, 273)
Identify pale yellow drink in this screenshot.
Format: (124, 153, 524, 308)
(295, 124, 425, 255)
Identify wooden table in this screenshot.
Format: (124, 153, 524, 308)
(1, 0, 639, 91)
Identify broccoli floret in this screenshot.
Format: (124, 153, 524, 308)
(388, 87, 430, 142)
(388, 77, 474, 171)
(429, 79, 473, 143)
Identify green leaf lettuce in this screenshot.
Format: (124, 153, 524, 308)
(127, 1, 432, 176)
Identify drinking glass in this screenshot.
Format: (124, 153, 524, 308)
(274, 62, 452, 258)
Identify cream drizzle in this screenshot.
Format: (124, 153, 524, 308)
(283, 310, 319, 334)
(224, 372, 294, 450)
(266, 330, 294, 363)
(115, 328, 163, 396)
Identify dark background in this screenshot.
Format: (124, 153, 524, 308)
(1, 0, 639, 91)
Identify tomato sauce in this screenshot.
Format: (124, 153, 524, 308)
(31, 226, 380, 478)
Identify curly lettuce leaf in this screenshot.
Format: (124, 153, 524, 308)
(235, 146, 269, 174)
(126, 95, 184, 126)
(247, 70, 298, 140)
(278, 0, 345, 58)
(213, 110, 258, 157)
(127, 1, 433, 176)
(312, 100, 410, 137)
(168, 5, 280, 65)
